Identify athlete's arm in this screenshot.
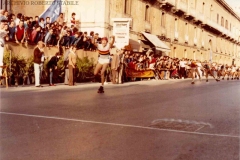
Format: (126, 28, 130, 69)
(109, 36, 115, 48)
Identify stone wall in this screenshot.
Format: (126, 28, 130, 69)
(6, 42, 99, 63)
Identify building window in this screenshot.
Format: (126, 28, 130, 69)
(1, 0, 8, 10)
(202, 2, 205, 14)
(217, 14, 219, 24)
(124, 0, 131, 15)
(161, 12, 165, 28)
(225, 20, 228, 29)
(210, 5, 213, 19)
(145, 5, 150, 22)
(221, 17, 224, 27)
(194, 27, 197, 38)
(185, 23, 188, 35)
(174, 18, 178, 32)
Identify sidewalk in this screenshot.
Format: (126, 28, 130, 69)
(0, 77, 219, 92)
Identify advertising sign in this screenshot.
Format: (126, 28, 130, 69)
(112, 18, 132, 49)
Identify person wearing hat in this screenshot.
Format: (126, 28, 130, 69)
(93, 35, 115, 93)
(33, 41, 45, 87)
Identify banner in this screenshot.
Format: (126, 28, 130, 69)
(126, 68, 155, 78)
(39, 0, 62, 23)
(112, 18, 131, 49)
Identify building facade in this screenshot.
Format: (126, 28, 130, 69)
(3, 0, 240, 65)
(67, 0, 240, 65)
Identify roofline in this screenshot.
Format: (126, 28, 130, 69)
(216, 0, 240, 21)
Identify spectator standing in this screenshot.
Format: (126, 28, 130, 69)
(118, 49, 125, 83)
(57, 13, 64, 26)
(15, 20, 25, 44)
(110, 48, 120, 84)
(44, 28, 53, 47)
(31, 16, 39, 28)
(0, 10, 8, 22)
(33, 41, 45, 87)
(8, 21, 16, 41)
(15, 13, 22, 26)
(179, 58, 186, 79)
(64, 48, 70, 85)
(70, 12, 76, 26)
(47, 52, 60, 86)
(0, 10, 5, 22)
(39, 18, 45, 28)
(68, 46, 77, 86)
(29, 25, 41, 44)
(83, 31, 90, 50)
(45, 17, 51, 24)
(2, 10, 8, 21)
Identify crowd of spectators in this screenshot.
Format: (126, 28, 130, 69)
(122, 50, 188, 81)
(1, 9, 239, 84)
(121, 49, 239, 82)
(0, 9, 101, 53)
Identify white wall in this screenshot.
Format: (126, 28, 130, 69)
(63, 0, 109, 37)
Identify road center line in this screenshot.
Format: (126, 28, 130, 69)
(1, 111, 239, 139)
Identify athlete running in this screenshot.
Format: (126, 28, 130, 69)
(93, 36, 115, 93)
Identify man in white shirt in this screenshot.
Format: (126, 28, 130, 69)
(179, 58, 186, 79)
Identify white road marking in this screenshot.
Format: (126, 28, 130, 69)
(151, 118, 213, 128)
(0, 111, 239, 139)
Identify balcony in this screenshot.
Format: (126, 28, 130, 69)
(189, 8, 196, 17)
(193, 12, 206, 25)
(204, 18, 223, 34)
(159, 0, 176, 7)
(176, 1, 187, 13)
(220, 26, 228, 37)
(184, 7, 196, 20)
(145, 21, 152, 33)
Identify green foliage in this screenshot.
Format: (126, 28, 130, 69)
(3, 50, 27, 77)
(25, 57, 34, 77)
(56, 56, 65, 82)
(76, 57, 95, 82)
(3, 50, 97, 84)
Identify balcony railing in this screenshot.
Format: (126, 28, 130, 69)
(159, 0, 176, 6)
(206, 18, 221, 31)
(220, 26, 228, 36)
(205, 18, 238, 40)
(189, 8, 196, 17)
(176, 1, 187, 12)
(198, 13, 205, 24)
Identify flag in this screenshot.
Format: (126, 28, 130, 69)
(39, 0, 62, 23)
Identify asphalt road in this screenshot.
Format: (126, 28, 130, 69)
(1, 78, 240, 160)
